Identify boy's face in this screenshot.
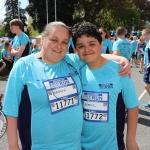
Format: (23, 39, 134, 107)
(10, 25, 19, 34)
(76, 35, 102, 64)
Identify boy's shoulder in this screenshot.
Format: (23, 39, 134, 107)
(106, 59, 120, 70)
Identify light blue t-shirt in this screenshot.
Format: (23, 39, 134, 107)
(101, 39, 113, 54)
(29, 47, 32, 54)
(113, 38, 132, 60)
(3, 54, 84, 150)
(32, 48, 38, 54)
(67, 37, 75, 54)
(80, 60, 139, 150)
(144, 40, 150, 68)
(131, 40, 138, 54)
(2, 49, 10, 59)
(0, 43, 4, 50)
(13, 32, 29, 63)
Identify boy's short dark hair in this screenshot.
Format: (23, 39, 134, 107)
(9, 19, 23, 30)
(72, 22, 102, 47)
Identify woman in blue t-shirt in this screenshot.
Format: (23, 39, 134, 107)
(136, 36, 146, 73)
(99, 28, 113, 54)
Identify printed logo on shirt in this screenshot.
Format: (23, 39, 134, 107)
(99, 83, 113, 89)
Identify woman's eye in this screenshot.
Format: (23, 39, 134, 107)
(51, 39, 57, 42)
(78, 46, 83, 49)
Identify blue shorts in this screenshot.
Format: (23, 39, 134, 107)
(143, 68, 150, 84)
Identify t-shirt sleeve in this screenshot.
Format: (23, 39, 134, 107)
(20, 34, 29, 46)
(144, 47, 149, 67)
(2, 59, 25, 117)
(64, 54, 85, 69)
(71, 38, 75, 49)
(2, 50, 6, 55)
(121, 76, 139, 109)
(108, 40, 113, 52)
(112, 41, 120, 52)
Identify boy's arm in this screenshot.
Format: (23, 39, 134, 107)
(11, 45, 26, 57)
(102, 54, 130, 77)
(121, 76, 139, 150)
(126, 107, 139, 150)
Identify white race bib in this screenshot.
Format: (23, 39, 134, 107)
(43, 76, 79, 114)
(82, 91, 109, 122)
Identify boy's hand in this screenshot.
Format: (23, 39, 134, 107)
(118, 58, 131, 77)
(126, 139, 139, 150)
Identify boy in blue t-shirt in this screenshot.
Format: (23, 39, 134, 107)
(2, 42, 13, 71)
(72, 22, 139, 150)
(9, 19, 30, 63)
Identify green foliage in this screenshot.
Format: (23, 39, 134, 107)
(29, 26, 40, 38)
(26, 0, 78, 33)
(73, 0, 148, 31)
(3, 0, 27, 38)
(0, 26, 7, 37)
(3, 0, 150, 37)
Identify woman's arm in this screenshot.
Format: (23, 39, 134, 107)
(6, 116, 20, 150)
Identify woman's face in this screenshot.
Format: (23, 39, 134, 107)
(140, 37, 145, 43)
(99, 29, 106, 40)
(41, 26, 70, 64)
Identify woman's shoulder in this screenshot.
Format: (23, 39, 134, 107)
(64, 54, 85, 68)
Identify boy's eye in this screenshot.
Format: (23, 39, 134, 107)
(78, 45, 83, 49)
(90, 43, 95, 46)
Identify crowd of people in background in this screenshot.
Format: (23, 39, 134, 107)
(0, 27, 144, 76)
(0, 18, 150, 150)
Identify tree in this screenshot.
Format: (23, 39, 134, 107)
(3, 0, 27, 37)
(26, 0, 78, 33)
(27, 16, 39, 38)
(73, 0, 146, 31)
(26, 0, 149, 33)
(133, 0, 150, 22)
(0, 26, 7, 37)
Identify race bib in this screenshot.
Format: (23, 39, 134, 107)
(43, 76, 79, 114)
(82, 91, 109, 122)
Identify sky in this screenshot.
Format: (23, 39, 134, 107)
(0, 0, 29, 21)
